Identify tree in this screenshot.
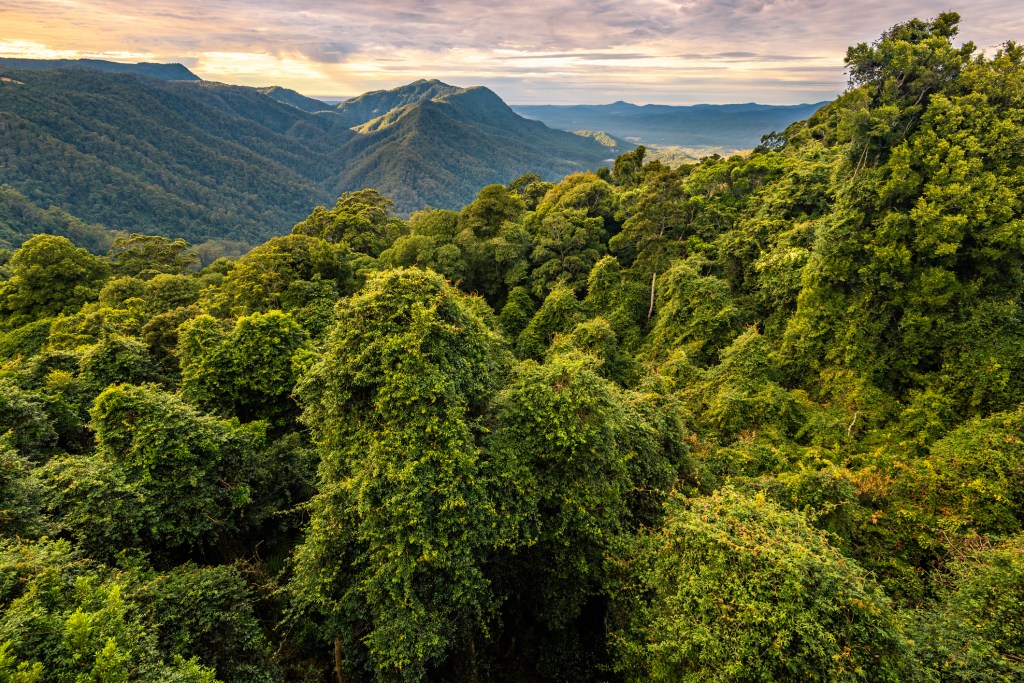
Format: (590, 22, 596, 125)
(610, 488, 912, 682)
(290, 268, 513, 682)
(458, 184, 525, 239)
(0, 436, 47, 538)
(613, 146, 647, 187)
(781, 13, 1024, 414)
(292, 189, 406, 256)
(0, 235, 110, 329)
(485, 354, 630, 624)
(689, 328, 804, 441)
(0, 379, 60, 460)
(44, 384, 267, 559)
(483, 350, 683, 679)
(496, 286, 536, 341)
(907, 534, 1024, 681)
(583, 256, 648, 352)
(140, 305, 203, 374)
(533, 172, 615, 225)
(548, 317, 638, 387)
(529, 208, 606, 296)
(508, 173, 553, 210)
(0, 318, 53, 361)
(612, 166, 690, 263)
(0, 538, 219, 682)
(107, 233, 199, 279)
(408, 208, 460, 239)
(378, 234, 467, 285)
(78, 334, 162, 392)
(906, 405, 1024, 538)
(179, 311, 309, 424)
(142, 274, 201, 315)
(134, 563, 279, 683)
(515, 284, 584, 360)
(844, 12, 972, 167)
(645, 257, 744, 364)
(204, 235, 351, 316)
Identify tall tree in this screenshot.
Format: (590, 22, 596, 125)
(292, 189, 407, 256)
(107, 233, 199, 279)
(290, 269, 514, 682)
(0, 235, 110, 329)
(610, 489, 911, 682)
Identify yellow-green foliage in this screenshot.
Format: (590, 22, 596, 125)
(610, 489, 911, 682)
(290, 269, 512, 681)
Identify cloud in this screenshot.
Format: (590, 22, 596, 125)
(2, 0, 1022, 103)
(502, 52, 655, 61)
(295, 42, 354, 65)
(0, 39, 156, 63)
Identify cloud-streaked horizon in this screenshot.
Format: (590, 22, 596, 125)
(1, 1, 1021, 104)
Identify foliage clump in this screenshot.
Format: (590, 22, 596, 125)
(610, 489, 911, 682)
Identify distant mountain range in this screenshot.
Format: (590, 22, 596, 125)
(513, 101, 828, 149)
(0, 58, 823, 251)
(0, 61, 625, 248)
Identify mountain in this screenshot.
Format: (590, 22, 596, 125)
(513, 100, 828, 149)
(0, 58, 199, 81)
(334, 79, 464, 126)
(332, 81, 628, 209)
(0, 69, 626, 246)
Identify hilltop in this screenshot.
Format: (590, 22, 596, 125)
(332, 80, 627, 209)
(0, 57, 199, 81)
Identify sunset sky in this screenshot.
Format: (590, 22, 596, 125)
(2, 1, 1021, 104)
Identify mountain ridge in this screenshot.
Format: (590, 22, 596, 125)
(0, 58, 199, 81)
(513, 100, 829, 148)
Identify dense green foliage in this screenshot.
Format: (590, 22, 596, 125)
(610, 489, 911, 682)
(3, 12, 1024, 683)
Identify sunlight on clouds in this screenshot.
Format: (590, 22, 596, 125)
(0, 39, 155, 62)
(0, 40, 70, 59)
(1, 1, 1021, 103)
(194, 51, 334, 85)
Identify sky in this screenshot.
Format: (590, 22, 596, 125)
(1, 1, 1022, 105)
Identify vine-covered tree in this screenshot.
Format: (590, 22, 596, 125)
(290, 269, 514, 681)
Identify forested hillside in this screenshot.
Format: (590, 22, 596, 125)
(0, 68, 350, 245)
(3, 12, 1024, 682)
(0, 72, 623, 248)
